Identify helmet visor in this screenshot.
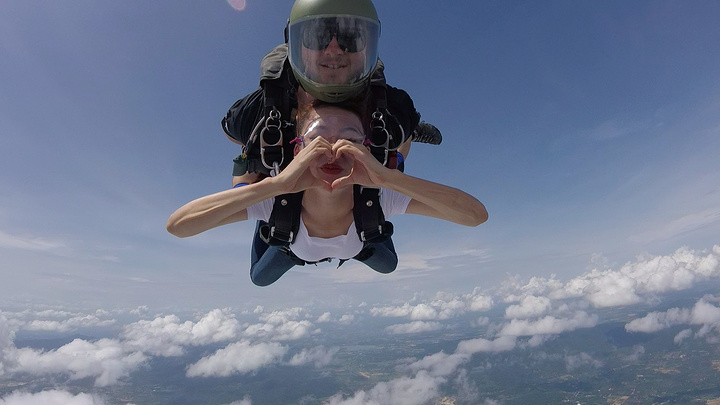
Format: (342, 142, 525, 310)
(288, 15, 380, 88)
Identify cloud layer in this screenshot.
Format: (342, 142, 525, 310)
(1, 245, 719, 404)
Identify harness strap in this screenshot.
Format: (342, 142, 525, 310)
(259, 191, 304, 246)
(368, 82, 407, 166)
(352, 185, 393, 243)
(280, 246, 332, 266)
(245, 47, 297, 176)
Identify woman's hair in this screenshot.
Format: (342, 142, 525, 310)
(295, 96, 370, 138)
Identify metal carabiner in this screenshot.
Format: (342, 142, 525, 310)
(369, 109, 391, 165)
(260, 107, 285, 171)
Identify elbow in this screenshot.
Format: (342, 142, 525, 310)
(166, 216, 193, 238)
(476, 210, 489, 227)
(467, 204, 489, 227)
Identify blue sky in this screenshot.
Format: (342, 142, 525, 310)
(1, 0, 720, 312)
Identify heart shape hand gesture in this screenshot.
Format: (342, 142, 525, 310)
(276, 138, 391, 194)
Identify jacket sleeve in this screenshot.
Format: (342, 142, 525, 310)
(386, 85, 421, 139)
(221, 87, 265, 145)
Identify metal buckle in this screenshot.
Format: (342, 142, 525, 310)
(359, 225, 383, 242)
(269, 226, 294, 243)
(368, 109, 406, 166)
(260, 108, 285, 172)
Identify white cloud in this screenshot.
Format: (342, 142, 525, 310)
(504, 295, 552, 319)
(674, 329, 692, 344)
(466, 291, 493, 312)
(473, 316, 490, 328)
(288, 345, 339, 367)
(325, 325, 516, 405)
(325, 370, 444, 405)
(630, 208, 720, 243)
(0, 314, 17, 376)
(2, 307, 323, 384)
(406, 351, 470, 378)
(625, 298, 720, 336)
(0, 390, 114, 405)
(24, 315, 116, 333)
(223, 398, 252, 405)
(499, 311, 598, 337)
(565, 352, 603, 371)
(500, 275, 565, 303)
(0, 314, 15, 345)
(316, 312, 332, 323)
(0, 315, 146, 386)
(243, 307, 317, 341)
(122, 309, 241, 356)
(338, 314, 355, 324)
(186, 341, 287, 377)
(624, 307, 691, 333)
(690, 299, 720, 325)
(258, 307, 306, 323)
(0, 244, 716, 397)
(370, 303, 414, 318)
(129, 306, 148, 316)
(11, 338, 146, 387)
(385, 321, 442, 335)
(0, 229, 66, 252)
(502, 246, 720, 309)
(623, 345, 645, 362)
(455, 336, 517, 355)
(580, 270, 643, 308)
(243, 319, 315, 341)
(526, 334, 555, 347)
(453, 369, 480, 403)
(370, 289, 493, 322)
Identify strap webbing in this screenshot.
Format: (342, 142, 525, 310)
(260, 191, 303, 246)
(352, 185, 393, 243)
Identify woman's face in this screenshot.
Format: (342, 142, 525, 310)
(298, 106, 365, 182)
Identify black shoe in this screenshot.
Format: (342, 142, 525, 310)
(411, 121, 442, 145)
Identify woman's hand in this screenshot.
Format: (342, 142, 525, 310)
(330, 140, 391, 190)
(275, 137, 334, 193)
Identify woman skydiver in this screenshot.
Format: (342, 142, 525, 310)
(168, 101, 487, 286)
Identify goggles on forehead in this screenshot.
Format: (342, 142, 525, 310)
(301, 17, 368, 53)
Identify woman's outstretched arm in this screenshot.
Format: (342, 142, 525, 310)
(384, 170, 488, 226)
(167, 136, 337, 238)
(166, 178, 278, 238)
(333, 141, 488, 227)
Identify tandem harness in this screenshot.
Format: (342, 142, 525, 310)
(222, 44, 417, 265)
(221, 44, 414, 176)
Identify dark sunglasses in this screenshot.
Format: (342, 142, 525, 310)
(302, 18, 366, 53)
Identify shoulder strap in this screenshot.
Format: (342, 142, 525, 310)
(259, 192, 304, 246)
(223, 45, 298, 176)
(366, 63, 410, 167)
(352, 185, 393, 243)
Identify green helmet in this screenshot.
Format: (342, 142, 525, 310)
(287, 0, 381, 102)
